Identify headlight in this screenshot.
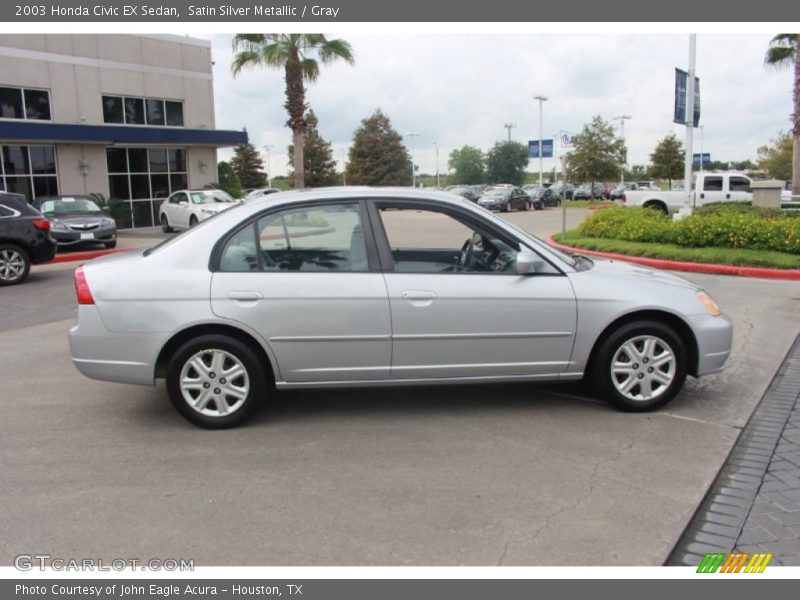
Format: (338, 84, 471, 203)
(696, 291, 721, 317)
(50, 220, 68, 231)
(102, 218, 114, 226)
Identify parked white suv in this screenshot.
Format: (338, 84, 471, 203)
(623, 173, 753, 213)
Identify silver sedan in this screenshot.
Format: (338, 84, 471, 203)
(69, 188, 732, 428)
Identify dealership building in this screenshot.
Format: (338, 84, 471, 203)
(0, 33, 247, 228)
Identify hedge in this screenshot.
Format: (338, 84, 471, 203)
(577, 205, 800, 255)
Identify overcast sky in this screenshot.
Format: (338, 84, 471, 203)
(198, 33, 794, 178)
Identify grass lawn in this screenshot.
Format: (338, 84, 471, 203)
(565, 199, 617, 208)
(552, 231, 800, 270)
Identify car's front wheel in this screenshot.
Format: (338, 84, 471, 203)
(0, 244, 31, 286)
(590, 320, 686, 411)
(166, 334, 267, 428)
(189, 215, 199, 227)
(160, 214, 173, 233)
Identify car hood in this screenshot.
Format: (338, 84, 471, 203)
(581, 256, 699, 291)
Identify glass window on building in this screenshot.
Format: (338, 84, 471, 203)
(146, 99, 165, 126)
(165, 101, 184, 126)
(0, 86, 51, 120)
(102, 95, 184, 127)
(124, 97, 145, 125)
(106, 146, 189, 228)
(0, 144, 58, 201)
(102, 96, 124, 124)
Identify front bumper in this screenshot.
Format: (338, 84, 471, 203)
(52, 226, 116, 246)
(688, 312, 733, 376)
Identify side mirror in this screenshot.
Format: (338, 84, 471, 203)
(515, 250, 544, 275)
(179, 200, 188, 206)
(101, 206, 110, 214)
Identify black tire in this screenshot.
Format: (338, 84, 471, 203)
(189, 215, 199, 227)
(160, 214, 173, 233)
(525, 200, 532, 211)
(104, 241, 117, 249)
(589, 320, 686, 412)
(503, 201, 512, 213)
(644, 201, 668, 214)
(0, 243, 31, 286)
(166, 334, 267, 428)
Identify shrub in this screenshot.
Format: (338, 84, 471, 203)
(577, 206, 800, 255)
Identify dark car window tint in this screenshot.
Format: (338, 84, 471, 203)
(729, 177, 752, 193)
(257, 203, 367, 272)
(703, 176, 723, 191)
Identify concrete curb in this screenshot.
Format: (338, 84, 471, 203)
(43, 247, 141, 265)
(547, 236, 800, 281)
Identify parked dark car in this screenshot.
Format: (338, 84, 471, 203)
(0, 192, 56, 285)
(33, 195, 117, 249)
(445, 186, 481, 202)
(542, 182, 576, 203)
(573, 183, 606, 200)
(609, 183, 639, 200)
(477, 187, 539, 212)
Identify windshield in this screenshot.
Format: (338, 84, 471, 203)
(484, 189, 509, 197)
(190, 190, 235, 205)
(40, 197, 101, 215)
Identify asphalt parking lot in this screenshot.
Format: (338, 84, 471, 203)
(1, 206, 798, 565)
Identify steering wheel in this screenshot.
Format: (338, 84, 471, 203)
(458, 236, 476, 271)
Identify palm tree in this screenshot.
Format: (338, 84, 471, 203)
(765, 34, 800, 194)
(232, 34, 354, 189)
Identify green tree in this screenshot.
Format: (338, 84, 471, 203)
(216, 160, 243, 198)
(649, 133, 684, 190)
(232, 34, 355, 189)
(625, 164, 649, 181)
(230, 142, 267, 189)
(447, 145, 485, 184)
(287, 110, 339, 187)
(346, 109, 412, 186)
(765, 34, 799, 193)
(484, 141, 529, 185)
(757, 131, 794, 181)
(564, 116, 625, 197)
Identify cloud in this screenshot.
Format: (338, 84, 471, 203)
(201, 33, 793, 177)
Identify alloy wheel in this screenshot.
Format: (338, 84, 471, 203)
(0, 248, 26, 283)
(610, 335, 676, 402)
(179, 349, 250, 417)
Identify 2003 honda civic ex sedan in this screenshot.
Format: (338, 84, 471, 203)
(68, 188, 732, 428)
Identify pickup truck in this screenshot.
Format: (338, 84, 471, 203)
(622, 172, 754, 213)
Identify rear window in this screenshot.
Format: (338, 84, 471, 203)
(0, 195, 39, 217)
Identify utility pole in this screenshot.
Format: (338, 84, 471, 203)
(534, 96, 548, 187)
(262, 145, 274, 188)
(432, 141, 440, 189)
(341, 148, 347, 186)
(613, 115, 631, 185)
(503, 122, 516, 143)
(404, 132, 420, 188)
(699, 125, 704, 171)
(683, 34, 696, 211)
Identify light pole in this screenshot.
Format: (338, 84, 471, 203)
(340, 148, 347, 186)
(534, 96, 548, 187)
(699, 125, 704, 171)
(262, 144, 274, 188)
(405, 132, 420, 188)
(613, 115, 631, 185)
(503, 122, 516, 143)
(683, 33, 697, 211)
(432, 141, 440, 189)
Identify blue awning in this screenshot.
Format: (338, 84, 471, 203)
(0, 120, 247, 147)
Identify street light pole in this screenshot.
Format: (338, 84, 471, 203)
(404, 132, 420, 188)
(613, 115, 631, 185)
(503, 122, 516, 143)
(432, 141, 440, 189)
(534, 96, 548, 187)
(699, 125, 704, 171)
(262, 145, 274, 188)
(341, 148, 347, 186)
(683, 34, 697, 211)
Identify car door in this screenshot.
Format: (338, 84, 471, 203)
(166, 192, 188, 227)
(371, 200, 577, 380)
(210, 200, 392, 383)
(728, 176, 752, 204)
(698, 175, 725, 206)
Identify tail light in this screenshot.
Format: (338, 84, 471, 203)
(620, 193, 627, 203)
(74, 267, 95, 305)
(32, 218, 51, 231)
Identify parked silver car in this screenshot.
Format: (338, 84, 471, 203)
(69, 188, 732, 428)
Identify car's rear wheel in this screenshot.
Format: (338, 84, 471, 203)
(189, 215, 199, 227)
(590, 320, 686, 411)
(504, 200, 512, 212)
(644, 201, 668, 214)
(525, 200, 532, 211)
(160, 214, 173, 233)
(166, 334, 267, 428)
(0, 244, 31, 286)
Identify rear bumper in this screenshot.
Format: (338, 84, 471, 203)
(688, 313, 733, 376)
(68, 305, 161, 386)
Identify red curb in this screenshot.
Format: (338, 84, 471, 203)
(547, 236, 800, 281)
(42, 247, 142, 265)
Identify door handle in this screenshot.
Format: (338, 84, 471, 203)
(228, 290, 263, 301)
(726, 193, 731, 199)
(401, 290, 436, 300)
(700, 193, 705, 199)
